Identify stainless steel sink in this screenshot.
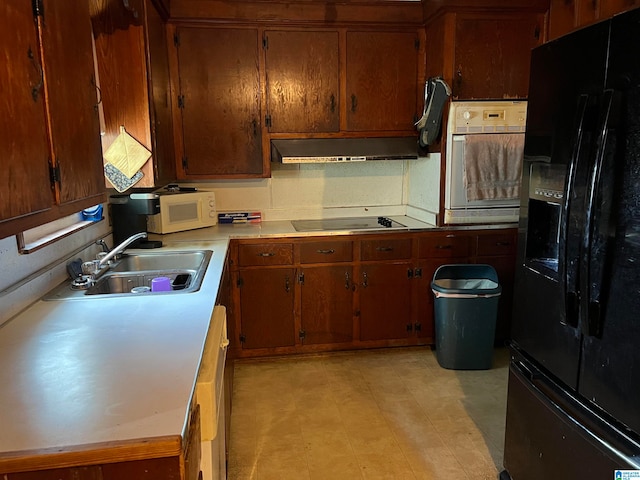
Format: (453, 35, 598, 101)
(43, 250, 212, 300)
(109, 250, 210, 272)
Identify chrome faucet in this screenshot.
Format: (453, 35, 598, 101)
(95, 239, 110, 253)
(98, 232, 147, 268)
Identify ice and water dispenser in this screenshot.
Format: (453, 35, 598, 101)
(524, 163, 566, 280)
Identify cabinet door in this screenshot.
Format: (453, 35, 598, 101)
(238, 268, 295, 349)
(40, 0, 104, 206)
(549, 0, 577, 40)
(0, 0, 51, 224)
(346, 31, 419, 132)
(265, 30, 339, 133)
(600, 0, 640, 17)
(145, 0, 176, 186)
(176, 27, 262, 177)
(453, 13, 544, 99)
(300, 266, 354, 345)
(359, 262, 413, 341)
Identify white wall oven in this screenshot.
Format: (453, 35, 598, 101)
(444, 100, 527, 224)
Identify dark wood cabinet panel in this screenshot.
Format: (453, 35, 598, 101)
(549, 0, 640, 39)
(300, 266, 354, 345)
(238, 243, 293, 266)
(40, 0, 104, 206)
(549, 0, 578, 40)
(418, 233, 472, 258)
(600, 0, 640, 17)
(101, 457, 182, 479)
(8, 467, 102, 480)
(0, 0, 51, 224)
(174, 27, 263, 177)
(264, 30, 340, 133)
(0, 0, 106, 239)
(238, 268, 296, 349)
(299, 240, 353, 264)
(453, 13, 544, 99)
(359, 262, 413, 341)
(91, 0, 176, 189)
(346, 31, 419, 132)
(361, 238, 412, 261)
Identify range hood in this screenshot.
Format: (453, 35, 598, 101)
(271, 137, 419, 163)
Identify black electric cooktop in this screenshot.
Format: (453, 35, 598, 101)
(290, 216, 407, 232)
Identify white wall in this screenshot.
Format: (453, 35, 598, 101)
(0, 217, 111, 326)
(0, 155, 441, 325)
(192, 155, 440, 223)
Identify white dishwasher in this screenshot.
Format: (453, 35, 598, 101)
(196, 306, 229, 480)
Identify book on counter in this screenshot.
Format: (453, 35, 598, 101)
(218, 212, 262, 224)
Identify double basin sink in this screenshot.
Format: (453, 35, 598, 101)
(44, 250, 213, 300)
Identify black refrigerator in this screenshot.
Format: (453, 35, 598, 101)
(502, 7, 640, 479)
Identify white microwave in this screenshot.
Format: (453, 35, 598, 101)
(147, 189, 217, 234)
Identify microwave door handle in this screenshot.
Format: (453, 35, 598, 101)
(561, 94, 589, 329)
(581, 90, 619, 338)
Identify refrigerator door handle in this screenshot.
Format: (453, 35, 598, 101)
(581, 89, 619, 338)
(561, 94, 590, 329)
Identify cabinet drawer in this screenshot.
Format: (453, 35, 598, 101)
(299, 240, 353, 263)
(238, 243, 293, 266)
(419, 234, 471, 258)
(361, 238, 412, 261)
(477, 232, 517, 256)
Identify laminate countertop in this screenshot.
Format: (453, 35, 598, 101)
(0, 216, 515, 472)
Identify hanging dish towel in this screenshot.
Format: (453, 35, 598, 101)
(103, 125, 151, 178)
(464, 134, 525, 201)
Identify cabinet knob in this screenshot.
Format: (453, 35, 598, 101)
(258, 252, 275, 257)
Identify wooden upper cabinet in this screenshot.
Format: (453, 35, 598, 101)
(40, 0, 104, 206)
(346, 31, 420, 131)
(452, 13, 544, 99)
(0, 1, 51, 225)
(426, 11, 544, 100)
(173, 27, 263, 178)
(91, 0, 176, 189)
(549, 0, 640, 40)
(264, 30, 340, 133)
(1, 0, 105, 239)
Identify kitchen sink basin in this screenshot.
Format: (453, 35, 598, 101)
(109, 250, 210, 273)
(43, 250, 212, 300)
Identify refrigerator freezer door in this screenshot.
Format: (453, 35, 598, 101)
(503, 355, 640, 479)
(511, 20, 610, 389)
(577, 7, 640, 438)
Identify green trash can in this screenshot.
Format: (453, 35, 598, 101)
(431, 264, 501, 370)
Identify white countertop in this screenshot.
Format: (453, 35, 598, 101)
(0, 216, 515, 470)
(0, 239, 228, 466)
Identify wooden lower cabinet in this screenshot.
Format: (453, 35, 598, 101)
(237, 268, 296, 349)
(299, 265, 354, 345)
(359, 262, 413, 341)
(4, 404, 202, 480)
(229, 228, 517, 357)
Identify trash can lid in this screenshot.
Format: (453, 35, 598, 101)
(433, 278, 499, 290)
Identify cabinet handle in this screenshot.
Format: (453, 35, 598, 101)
(258, 252, 275, 257)
(362, 271, 368, 288)
(376, 246, 393, 252)
(351, 94, 358, 113)
(28, 47, 43, 102)
(436, 244, 453, 250)
(316, 249, 335, 255)
(285, 275, 290, 293)
(330, 94, 336, 113)
(345, 272, 350, 290)
(414, 268, 422, 278)
(495, 241, 511, 247)
(252, 118, 258, 137)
